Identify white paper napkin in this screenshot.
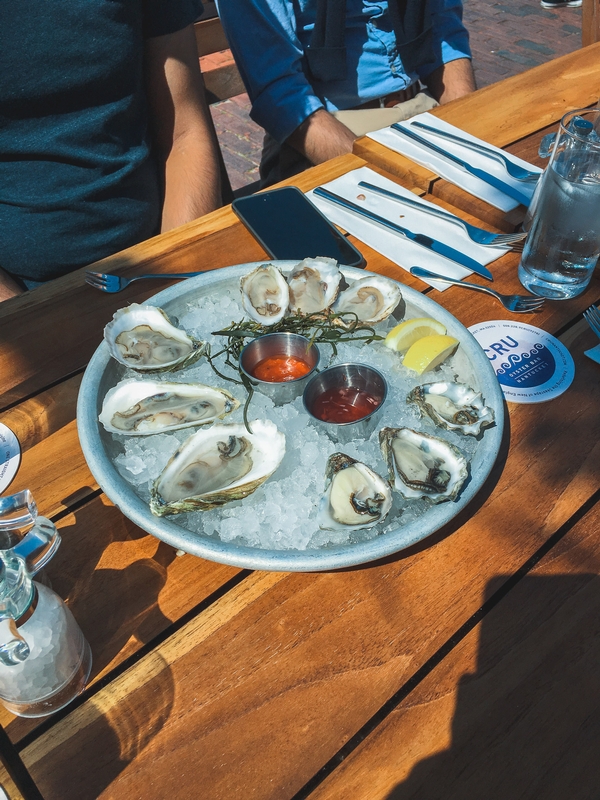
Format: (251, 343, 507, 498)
(367, 112, 542, 212)
(306, 166, 509, 290)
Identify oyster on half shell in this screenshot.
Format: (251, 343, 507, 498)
(99, 379, 239, 435)
(379, 427, 468, 503)
(407, 382, 495, 437)
(332, 275, 404, 324)
(287, 257, 342, 315)
(319, 453, 392, 531)
(104, 304, 206, 373)
(150, 419, 285, 515)
(240, 264, 289, 325)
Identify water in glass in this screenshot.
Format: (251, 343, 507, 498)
(519, 108, 600, 299)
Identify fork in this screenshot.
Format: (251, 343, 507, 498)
(410, 122, 541, 183)
(410, 267, 545, 313)
(357, 182, 527, 249)
(583, 304, 600, 338)
(85, 270, 204, 293)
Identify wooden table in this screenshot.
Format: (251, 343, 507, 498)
(1, 43, 599, 800)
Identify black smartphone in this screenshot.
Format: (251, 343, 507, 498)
(232, 186, 366, 268)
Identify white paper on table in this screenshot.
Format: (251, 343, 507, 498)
(367, 111, 542, 212)
(306, 165, 509, 291)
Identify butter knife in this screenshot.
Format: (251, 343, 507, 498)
(313, 186, 493, 280)
(390, 123, 532, 207)
(411, 121, 540, 183)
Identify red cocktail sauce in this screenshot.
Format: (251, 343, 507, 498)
(252, 354, 312, 383)
(312, 387, 381, 423)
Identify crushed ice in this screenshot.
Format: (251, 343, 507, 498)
(110, 289, 485, 551)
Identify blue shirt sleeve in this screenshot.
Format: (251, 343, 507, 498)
(218, 0, 472, 143)
(218, 0, 324, 143)
(418, 0, 472, 79)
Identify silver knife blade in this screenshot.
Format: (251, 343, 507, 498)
(584, 343, 600, 364)
(390, 123, 531, 207)
(312, 186, 493, 281)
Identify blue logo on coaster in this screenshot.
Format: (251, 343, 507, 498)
(468, 321, 575, 404)
(493, 339, 555, 388)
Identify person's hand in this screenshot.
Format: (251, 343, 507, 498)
(425, 57, 476, 104)
(286, 109, 356, 165)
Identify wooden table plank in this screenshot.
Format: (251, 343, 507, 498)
(308, 499, 600, 800)
(20, 331, 600, 798)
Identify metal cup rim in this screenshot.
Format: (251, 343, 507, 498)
(302, 361, 388, 427)
(239, 332, 321, 386)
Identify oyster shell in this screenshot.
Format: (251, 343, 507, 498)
(319, 453, 392, 531)
(287, 257, 342, 315)
(150, 419, 285, 515)
(332, 275, 404, 324)
(99, 379, 239, 435)
(379, 427, 468, 503)
(407, 382, 495, 437)
(240, 264, 289, 325)
(104, 304, 206, 372)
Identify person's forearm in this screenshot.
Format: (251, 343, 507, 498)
(424, 57, 476, 103)
(286, 109, 356, 165)
(160, 126, 222, 232)
(145, 25, 223, 233)
(0, 267, 24, 302)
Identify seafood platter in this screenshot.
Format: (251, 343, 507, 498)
(77, 260, 504, 571)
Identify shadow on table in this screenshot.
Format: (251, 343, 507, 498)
(383, 572, 600, 799)
(46, 500, 176, 677)
(22, 501, 178, 799)
(30, 652, 175, 800)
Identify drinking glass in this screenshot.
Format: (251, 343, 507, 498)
(518, 107, 600, 299)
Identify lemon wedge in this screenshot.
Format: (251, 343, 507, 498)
(384, 317, 447, 353)
(402, 334, 460, 374)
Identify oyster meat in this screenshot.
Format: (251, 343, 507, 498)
(407, 382, 495, 437)
(379, 427, 468, 503)
(240, 264, 289, 325)
(99, 379, 239, 435)
(333, 275, 404, 324)
(319, 453, 392, 531)
(150, 419, 285, 515)
(104, 304, 206, 372)
(287, 257, 342, 315)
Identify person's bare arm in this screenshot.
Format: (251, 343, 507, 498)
(286, 108, 356, 165)
(0, 267, 24, 302)
(144, 25, 222, 232)
(424, 57, 476, 103)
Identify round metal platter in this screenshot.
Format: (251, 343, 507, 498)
(77, 262, 504, 572)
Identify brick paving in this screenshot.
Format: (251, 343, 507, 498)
(203, 0, 582, 192)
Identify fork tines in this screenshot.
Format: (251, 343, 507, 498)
(583, 305, 600, 338)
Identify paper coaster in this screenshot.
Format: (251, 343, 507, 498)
(0, 422, 21, 494)
(468, 321, 575, 403)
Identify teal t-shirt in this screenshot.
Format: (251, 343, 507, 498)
(0, 0, 202, 281)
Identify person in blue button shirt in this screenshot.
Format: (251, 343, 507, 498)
(0, 0, 222, 301)
(218, 0, 475, 186)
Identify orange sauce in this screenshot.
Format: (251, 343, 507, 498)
(252, 354, 312, 383)
(312, 387, 381, 423)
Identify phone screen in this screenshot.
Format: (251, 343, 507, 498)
(232, 186, 366, 268)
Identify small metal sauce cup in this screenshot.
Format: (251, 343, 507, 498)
(239, 333, 320, 405)
(302, 362, 388, 444)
